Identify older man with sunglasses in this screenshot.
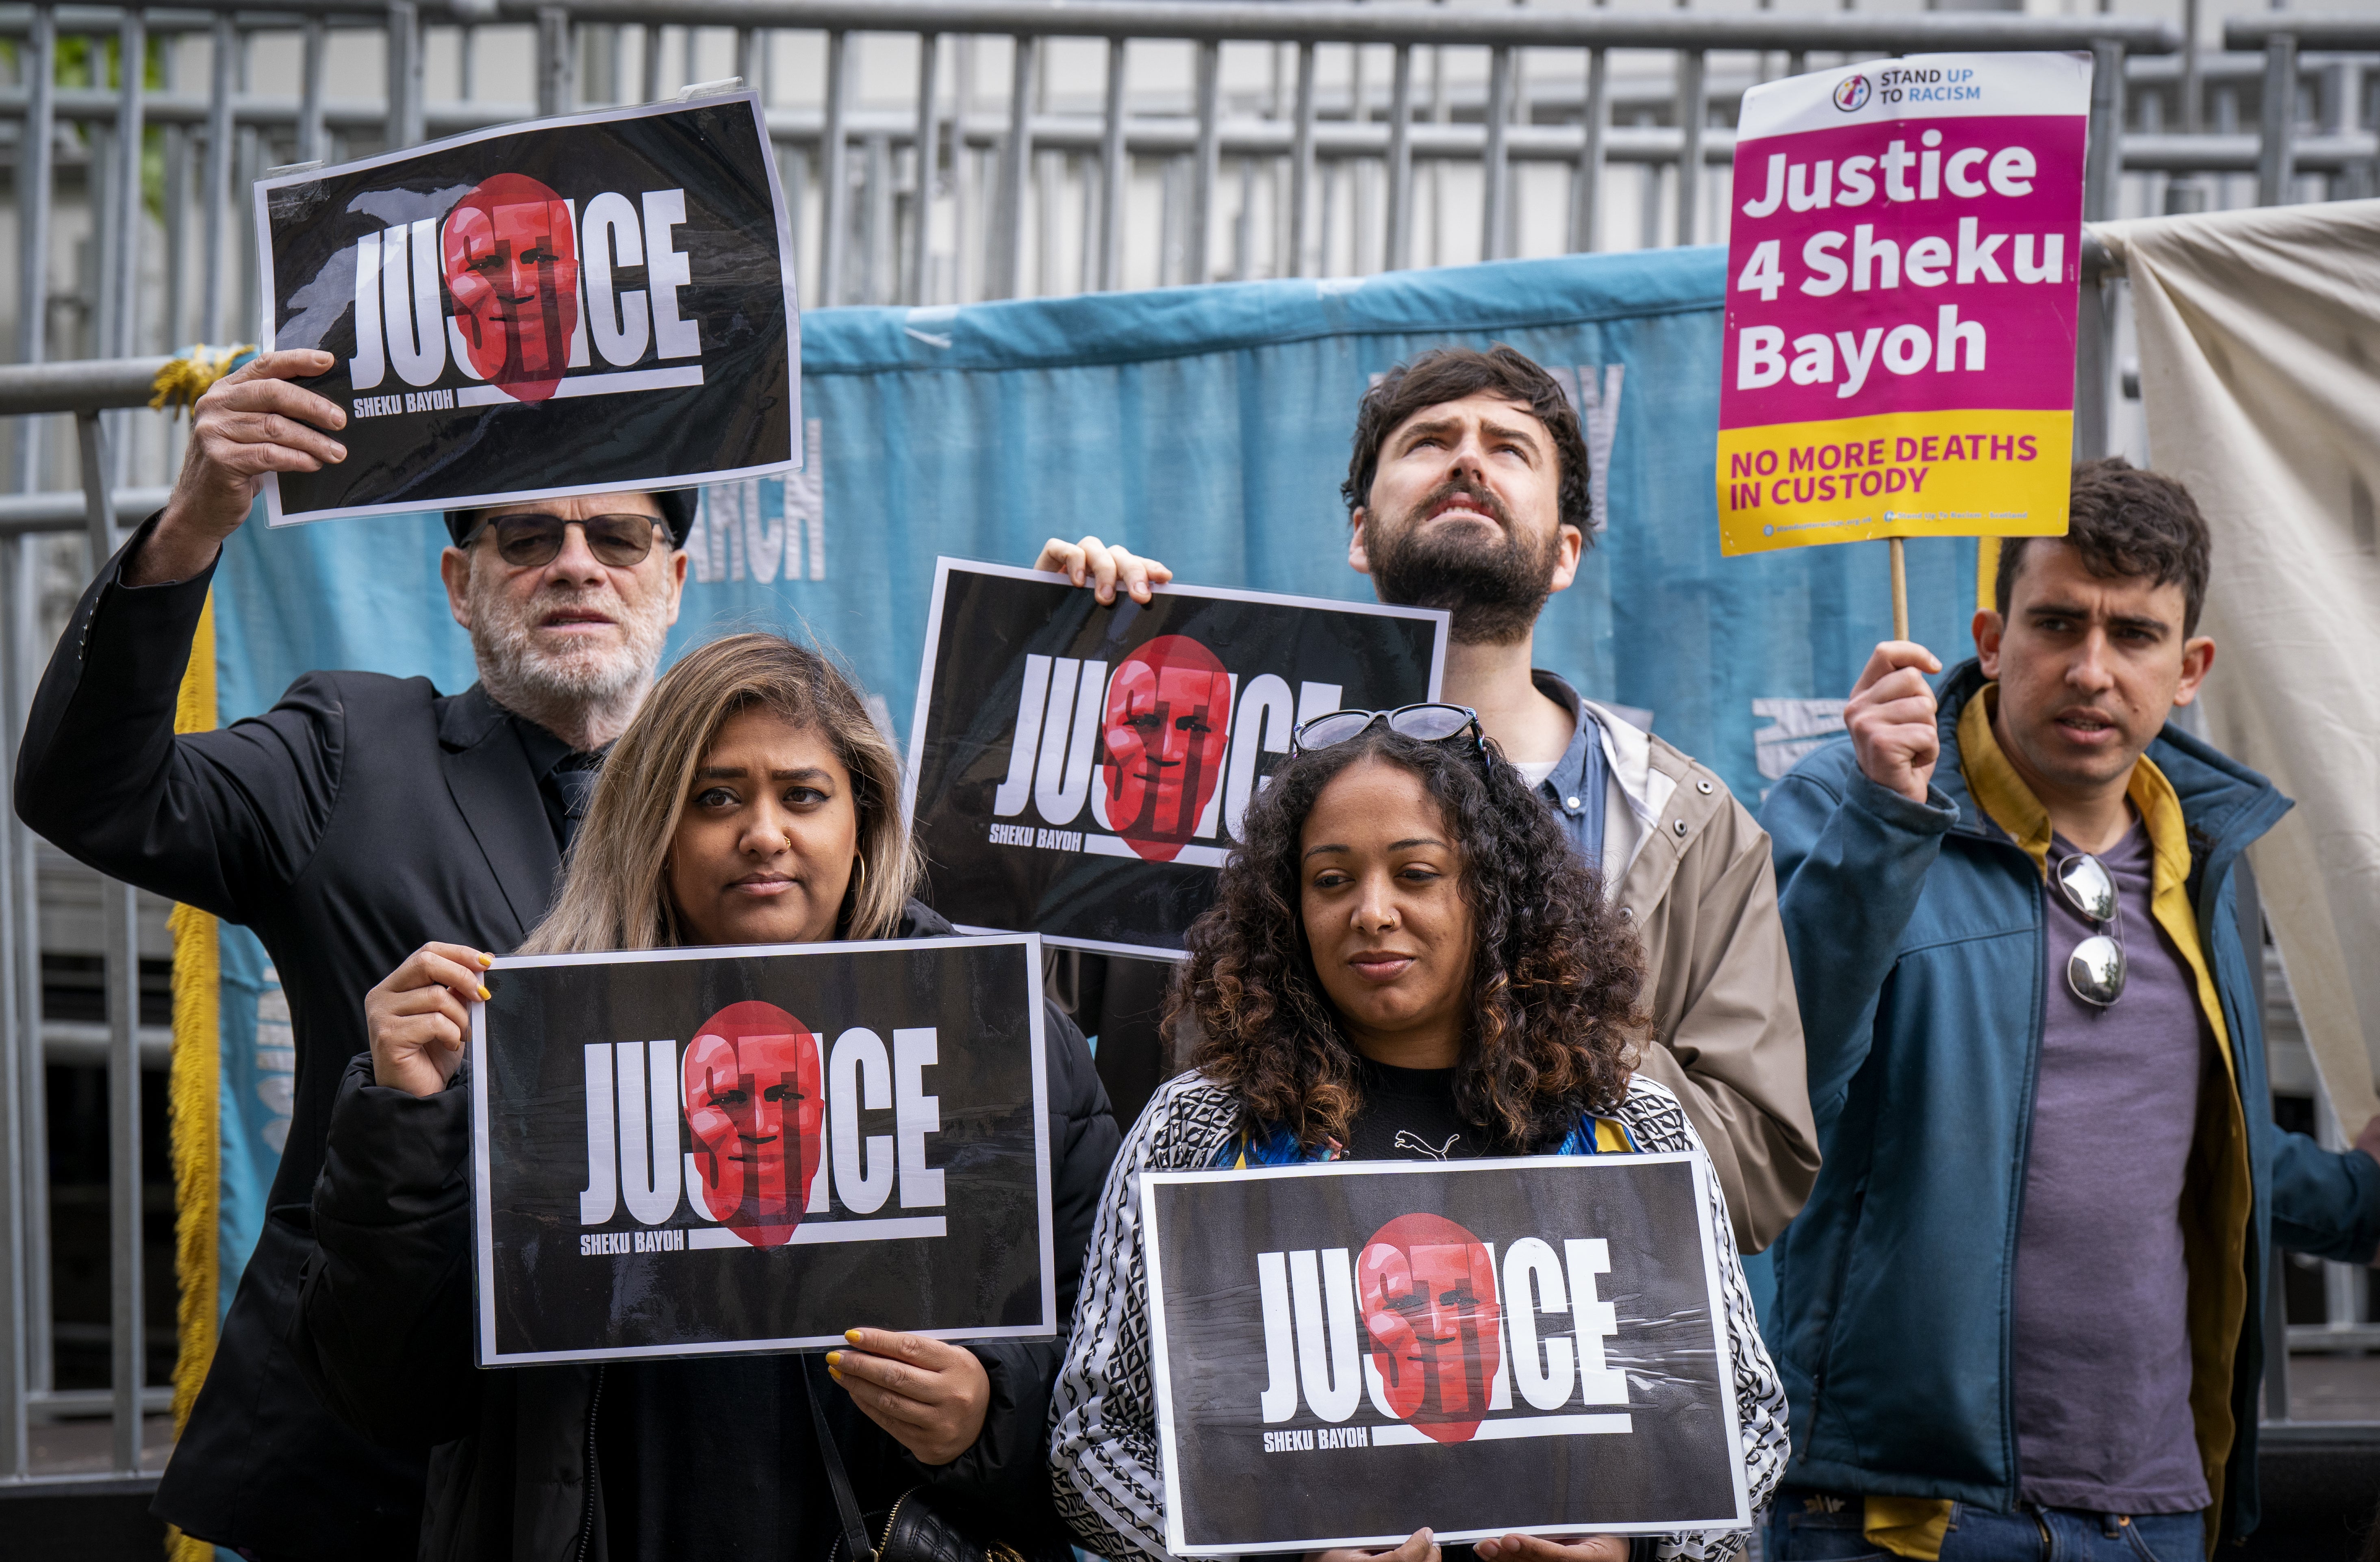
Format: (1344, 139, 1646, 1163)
(12, 350, 1128, 1560)
(1757, 458, 2380, 1562)
(6, 346, 706, 1560)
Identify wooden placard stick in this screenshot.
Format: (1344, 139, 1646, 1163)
(1889, 536, 1909, 642)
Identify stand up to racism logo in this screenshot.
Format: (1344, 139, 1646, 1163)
(256, 94, 799, 525)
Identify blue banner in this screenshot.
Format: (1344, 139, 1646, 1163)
(213, 926, 289, 1320)
(216, 246, 1985, 803)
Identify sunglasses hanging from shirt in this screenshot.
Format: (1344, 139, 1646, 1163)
(2052, 851, 2127, 1007)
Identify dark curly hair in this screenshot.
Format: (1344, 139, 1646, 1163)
(1340, 345, 1595, 541)
(1996, 456, 2213, 636)
(1172, 724, 1644, 1154)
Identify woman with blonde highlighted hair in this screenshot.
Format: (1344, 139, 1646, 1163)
(520, 631, 919, 954)
(293, 632, 1121, 1562)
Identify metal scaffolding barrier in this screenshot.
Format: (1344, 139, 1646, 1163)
(0, 352, 166, 1484)
(0, 0, 2373, 1492)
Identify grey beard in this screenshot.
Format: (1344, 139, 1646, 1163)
(467, 576, 671, 746)
(1370, 516, 1559, 646)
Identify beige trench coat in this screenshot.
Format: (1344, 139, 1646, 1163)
(1581, 697, 1820, 1252)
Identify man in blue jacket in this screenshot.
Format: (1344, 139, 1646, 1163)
(1760, 458, 2380, 1561)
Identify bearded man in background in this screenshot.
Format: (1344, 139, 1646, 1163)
(1341, 344, 1817, 1258)
(1062, 345, 1820, 1263)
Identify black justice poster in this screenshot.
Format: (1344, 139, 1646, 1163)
(903, 560, 1448, 959)
(469, 935, 1052, 1367)
(256, 93, 796, 523)
(1140, 1157, 1750, 1552)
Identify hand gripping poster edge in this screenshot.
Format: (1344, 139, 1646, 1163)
(1135, 1153, 1754, 1555)
(898, 556, 1454, 959)
(466, 929, 1053, 1369)
(251, 90, 801, 527)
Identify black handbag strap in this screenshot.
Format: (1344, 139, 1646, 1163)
(804, 1355, 877, 1562)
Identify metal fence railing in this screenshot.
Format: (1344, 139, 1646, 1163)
(2221, 13, 2380, 208)
(0, 355, 169, 1483)
(10, 0, 2380, 501)
(0, 0, 2376, 1490)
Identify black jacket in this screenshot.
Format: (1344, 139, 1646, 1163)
(295, 900, 1120, 1562)
(15, 518, 577, 1558)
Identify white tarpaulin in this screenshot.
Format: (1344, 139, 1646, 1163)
(2093, 198, 2380, 1124)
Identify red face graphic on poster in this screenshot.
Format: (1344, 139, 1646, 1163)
(1099, 635, 1232, 862)
(681, 1002, 823, 1248)
(441, 172, 580, 402)
(1357, 1213, 1505, 1443)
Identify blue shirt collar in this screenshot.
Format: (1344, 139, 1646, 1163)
(1524, 670, 1609, 873)
(1528, 670, 1601, 820)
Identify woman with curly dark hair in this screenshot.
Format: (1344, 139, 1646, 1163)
(1048, 708, 1787, 1562)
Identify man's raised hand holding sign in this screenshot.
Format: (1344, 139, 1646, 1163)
(1842, 640, 1944, 804)
(135, 349, 347, 586)
(1034, 532, 1175, 605)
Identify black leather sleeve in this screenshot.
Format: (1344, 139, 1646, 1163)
(294, 1054, 483, 1450)
(13, 513, 347, 921)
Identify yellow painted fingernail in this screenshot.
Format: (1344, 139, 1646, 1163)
(476, 985, 491, 1002)
(478, 952, 494, 968)
(845, 1328, 863, 1344)
(827, 1367, 843, 1382)
(825, 1351, 843, 1368)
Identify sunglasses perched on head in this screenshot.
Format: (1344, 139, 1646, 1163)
(462, 512, 668, 568)
(1289, 704, 1492, 772)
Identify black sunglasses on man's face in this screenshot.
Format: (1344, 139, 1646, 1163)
(462, 512, 667, 569)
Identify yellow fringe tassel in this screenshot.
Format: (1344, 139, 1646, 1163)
(149, 345, 256, 421)
(165, 594, 220, 1562)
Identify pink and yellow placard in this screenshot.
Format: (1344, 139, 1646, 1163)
(1716, 52, 2091, 555)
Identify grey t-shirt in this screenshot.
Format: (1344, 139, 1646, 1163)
(2011, 819, 2213, 1513)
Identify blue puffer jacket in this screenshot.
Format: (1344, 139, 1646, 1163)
(1757, 660, 2380, 1544)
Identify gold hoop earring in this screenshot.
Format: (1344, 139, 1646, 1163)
(851, 854, 867, 898)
